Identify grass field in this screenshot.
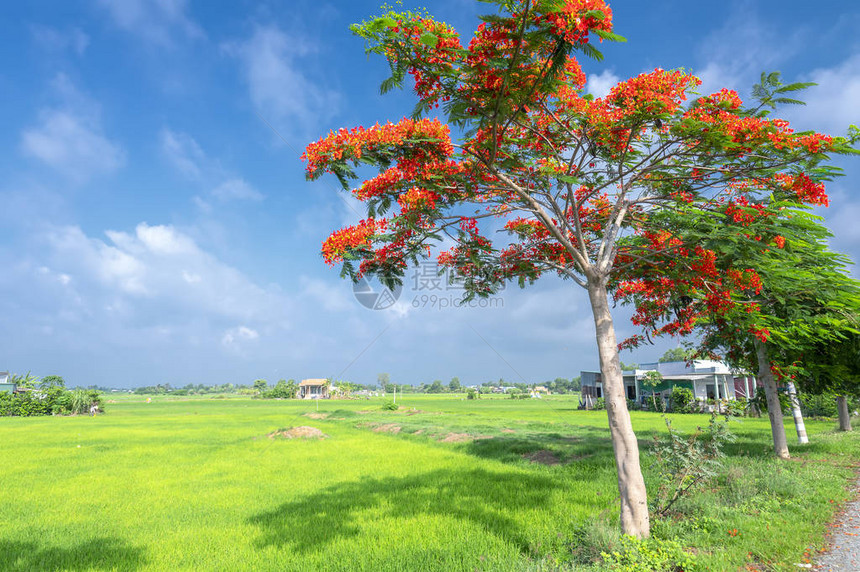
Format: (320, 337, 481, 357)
(2, 394, 859, 571)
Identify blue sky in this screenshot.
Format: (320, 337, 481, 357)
(1, 0, 858, 388)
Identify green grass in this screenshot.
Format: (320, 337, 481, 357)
(1, 394, 858, 571)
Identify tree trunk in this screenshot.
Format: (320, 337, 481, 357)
(754, 340, 790, 459)
(587, 277, 650, 538)
(837, 395, 852, 432)
(785, 381, 809, 444)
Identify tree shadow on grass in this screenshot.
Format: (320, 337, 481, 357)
(249, 468, 557, 554)
(0, 537, 146, 571)
(463, 425, 617, 467)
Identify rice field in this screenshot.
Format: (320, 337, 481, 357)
(1, 394, 858, 571)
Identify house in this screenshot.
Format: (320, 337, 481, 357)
(580, 360, 756, 409)
(0, 371, 15, 394)
(298, 378, 331, 399)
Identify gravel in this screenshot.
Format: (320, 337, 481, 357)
(814, 480, 860, 571)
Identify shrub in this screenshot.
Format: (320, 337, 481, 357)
(466, 388, 477, 400)
(262, 379, 298, 399)
(601, 535, 698, 572)
(650, 414, 734, 517)
(725, 398, 747, 417)
(593, 397, 605, 410)
(669, 387, 696, 414)
(381, 400, 399, 411)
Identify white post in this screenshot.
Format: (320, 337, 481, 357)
(393, 384, 397, 404)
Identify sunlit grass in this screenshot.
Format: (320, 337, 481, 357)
(1, 394, 857, 570)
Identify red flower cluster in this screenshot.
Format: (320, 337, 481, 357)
(322, 218, 386, 265)
(303, 118, 454, 179)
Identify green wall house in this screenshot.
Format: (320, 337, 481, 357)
(580, 360, 757, 410)
(0, 371, 16, 394)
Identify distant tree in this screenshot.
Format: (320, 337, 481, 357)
(253, 379, 268, 393)
(427, 380, 446, 393)
(265, 379, 298, 399)
(659, 348, 694, 363)
(619, 361, 639, 371)
(641, 370, 665, 412)
(448, 377, 461, 392)
(40, 375, 65, 389)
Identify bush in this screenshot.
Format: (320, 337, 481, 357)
(650, 413, 734, 517)
(669, 387, 696, 414)
(381, 400, 399, 411)
(466, 388, 477, 400)
(725, 398, 747, 417)
(601, 535, 697, 572)
(0, 386, 102, 417)
(262, 379, 298, 399)
(593, 397, 605, 410)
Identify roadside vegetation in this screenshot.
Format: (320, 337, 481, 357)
(0, 374, 102, 417)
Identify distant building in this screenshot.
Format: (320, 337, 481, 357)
(298, 378, 331, 399)
(0, 371, 14, 394)
(580, 360, 756, 410)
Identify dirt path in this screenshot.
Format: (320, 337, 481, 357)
(814, 479, 860, 571)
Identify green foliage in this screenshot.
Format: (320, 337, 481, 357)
(381, 400, 399, 411)
(669, 387, 696, 414)
(448, 377, 461, 392)
(659, 347, 695, 363)
(725, 398, 748, 417)
(426, 380, 446, 393)
(40, 375, 66, 389)
(601, 535, 697, 572)
(650, 414, 734, 517)
(261, 379, 298, 399)
(0, 379, 102, 417)
(593, 397, 605, 410)
(253, 379, 268, 393)
(798, 392, 860, 418)
(466, 388, 477, 400)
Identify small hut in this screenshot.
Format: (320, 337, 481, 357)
(298, 379, 331, 399)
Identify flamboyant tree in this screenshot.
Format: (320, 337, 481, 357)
(303, 1, 849, 537)
(616, 188, 860, 458)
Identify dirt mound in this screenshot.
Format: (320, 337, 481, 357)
(304, 412, 329, 419)
(501, 428, 516, 434)
(440, 432, 473, 443)
(267, 426, 328, 440)
(522, 450, 561, 466)
(373, 423, 402, 434)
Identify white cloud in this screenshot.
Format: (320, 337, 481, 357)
(20, 75, 125, 183)
(31, 26, 89, 55)
(693, 9, 797, 96)
(97, 0, 203, 46)
(587, 70, 619, 98)
(21, 110, 125, 183)
(212, 178, 264, 202)
(221, 325, 260, 349)
(223, 25, 339, 131)
(160, 128, 205, 179)
(782, 54, 860, 136)
(161, 128, 265, 204)
(44, 222, 292, 322)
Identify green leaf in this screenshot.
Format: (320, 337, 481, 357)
(419, 32, 438, 47)
(593, 29, 627, 43)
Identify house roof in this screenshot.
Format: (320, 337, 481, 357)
(299, 378, 329, 387)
